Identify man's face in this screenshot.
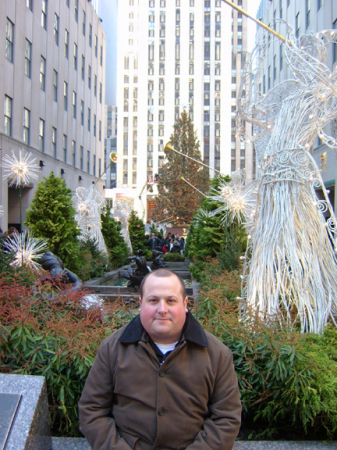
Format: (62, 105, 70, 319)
(139, 274, 188, 345)
(151, 233, 155, 239)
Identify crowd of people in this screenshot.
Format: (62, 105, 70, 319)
(146, 232, 185, 255)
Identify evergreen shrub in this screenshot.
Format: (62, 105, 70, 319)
(101, 205, 130, 268)
(163, 253, 185, 262)
(25, 172, 80, 273)
(185, 176, 247, 279)
(196, 258, 337, 440)
(77, 237, 108, 281)
(128, 211, 152, 259)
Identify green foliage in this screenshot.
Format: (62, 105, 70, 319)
(76, 237, 108, 281)
(185, 176, 247, 276)
(101, 205, 130, 268)
(0, 279, 132, 437)
(25, 172, 80, 272)
(151, 109, 210, 225)
(196, 259, 337, 440)
(163, 253, 185, 262)
(149, 223, 164, 239)
(128, 211, 151, 259)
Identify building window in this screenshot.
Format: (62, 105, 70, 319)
(306, 0, 310, 28)
(88, 65, 91, 89)
(280, 46, 283, 70)
(6, 18, 14, 62)
(40, 56, 46, 91)
(81, 101, 84, 125)
(74, 43, 78, 69)
(99, 121, 102, 141)
(87, 108, 90, 131)
(93, 114, 96, 136)
(318, 0, 322, 10)
(64, 81, 68, 111)
(273, 55, 276, 80)
(89, 24, 92, 47)
(94, 75, 97, 96)
(72, 91, 76, 118)
(87, 150, 90, 173)
(75, 0, 78, 22)
(39, 119, 45, 152)
(295, 12, 300, 38)
(80, 145, 83, 170)
(99, 83, 102, 103)
(54, 13, 59, 45)
(93, 155, 96, 176)
(41, 0, 47, 29)
(81, 55, 85, 80)
(204, 42, 210, 60)
(53, 70, 58, 101)
(82, 10, 86, 35)
(52, 127, 57, 157)
(65, 30, 69, 58)
(63, 134, 67, 163)
(215, 42, 221, 60)
(100, 46, 103, 66)
(23, 108, 30, 144)
(4, 95, 12, 136)
(95, 35, 98, 57)
(72, 140, 76, 167)
(25, 39, 32, 77)
(268, 65, 271, 89)
(27, 0, 33, 11)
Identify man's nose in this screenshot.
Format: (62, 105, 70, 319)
(158, 300, 168, 313)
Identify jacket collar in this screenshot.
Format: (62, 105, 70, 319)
(119, 311, 208, 347)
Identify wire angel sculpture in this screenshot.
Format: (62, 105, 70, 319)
(74, 185, 108, 255)
(232, 22, 337, 333)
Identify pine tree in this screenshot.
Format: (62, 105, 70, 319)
(128, 211, 151, 258)
(25, 172, 80, 272)
(151, 109, 210, 225)
(101, 204, 130, 268)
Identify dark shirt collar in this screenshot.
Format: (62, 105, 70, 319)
(119, 310, 208, 347)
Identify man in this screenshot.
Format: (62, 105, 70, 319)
(79, 269, 241, 450)
(147, 232, 160, 251)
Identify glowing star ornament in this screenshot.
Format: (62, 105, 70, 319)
(2, 149, 39, 187)
(4, 231, 48, 273)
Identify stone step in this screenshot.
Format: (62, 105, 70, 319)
(52, 438, 337, 449)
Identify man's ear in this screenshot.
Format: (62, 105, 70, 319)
(138, 296, 142, 311)
(184, 296, 188, 313)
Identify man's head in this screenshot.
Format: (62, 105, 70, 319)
(151, 233, 156, 239)
(139, 269, 188, 344)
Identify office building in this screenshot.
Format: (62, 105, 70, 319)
(115, 0, 254, 220)
(0, 0, 106, 232)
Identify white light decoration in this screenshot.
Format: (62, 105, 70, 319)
(74, 185, 108, 254)
(2, 149, 39, 187)
(4, 231, 48, 273)
(233, 22, 337, 333)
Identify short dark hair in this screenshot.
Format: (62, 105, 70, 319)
(140, 269, 186, 300)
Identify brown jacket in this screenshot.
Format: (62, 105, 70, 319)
(79, 312, 241, 450)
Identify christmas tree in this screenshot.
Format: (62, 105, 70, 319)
(25, 172, 80, 272)
(151, 110, 209, 225)
(101, 204, 130, 268)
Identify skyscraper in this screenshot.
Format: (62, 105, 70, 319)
(115, 0, 253, 220)
(0, 0, 105, 231)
